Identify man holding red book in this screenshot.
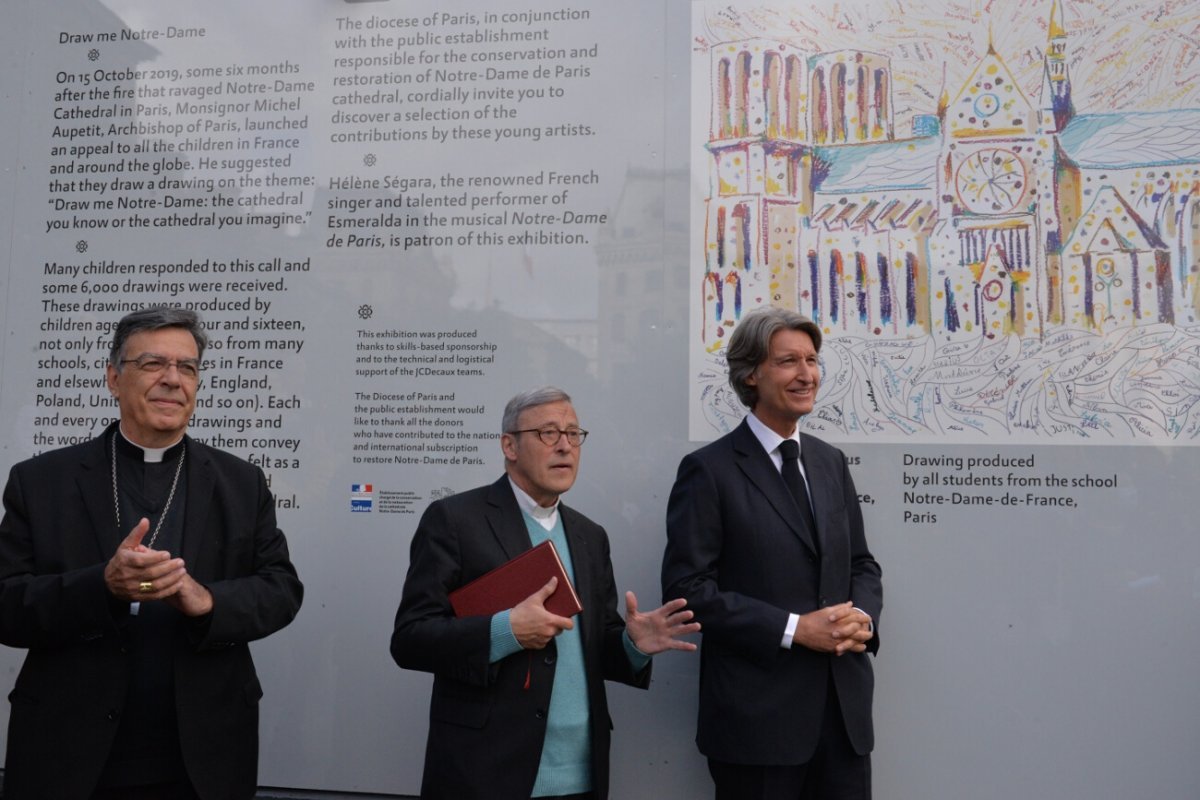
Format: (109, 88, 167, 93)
(392, 386, 698, 800)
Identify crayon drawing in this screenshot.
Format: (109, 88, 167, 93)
(691, 0, 1200, 443)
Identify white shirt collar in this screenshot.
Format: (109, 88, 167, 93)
(508, 477, 560, 530)
(118, 425, 183, 463)
(746, 412, 801, 459)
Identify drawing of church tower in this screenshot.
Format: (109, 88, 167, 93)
(1035, 0, 1076, 325)
(801, 49, 923, 341)
(701, 41, 904, 345)
(1039, 0, 1073, 135)
(1038, 0, 1198, 331)
(933, 34, 1043, 339)
(701, 40, 811, 347)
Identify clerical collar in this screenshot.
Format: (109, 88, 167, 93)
(118, 426, 184, 463)
(508, 477, 559, 522)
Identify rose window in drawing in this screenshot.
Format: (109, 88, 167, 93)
(955, 148, 1026, 214)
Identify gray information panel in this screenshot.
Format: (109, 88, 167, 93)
(1, 1, 1198, 798)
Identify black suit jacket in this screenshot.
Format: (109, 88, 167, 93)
(391, 475, 650, 800)
(0, 425, 303, 800)
(662, 419, 882, 764)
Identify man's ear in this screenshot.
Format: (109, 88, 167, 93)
(105, 364, 120, 397)
(500, 433, 518, 462)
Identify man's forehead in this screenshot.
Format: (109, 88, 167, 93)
(126, 327, 198, 354)
(768, 329, 816, 356)
(519, 401, 577, 426)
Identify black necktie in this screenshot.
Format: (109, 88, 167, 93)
(779, 439, 819, 550)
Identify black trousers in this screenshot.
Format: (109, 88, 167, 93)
(708, 681, 871, 800)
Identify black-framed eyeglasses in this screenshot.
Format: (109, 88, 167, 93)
(119, 354, 201, 380)
(507, 427, 589, 447)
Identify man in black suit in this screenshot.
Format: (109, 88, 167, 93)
(663, 307, 882, 800)
(0, 306, 303, 800)
(391, 386, 698, 800)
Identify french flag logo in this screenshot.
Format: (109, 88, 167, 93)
(351, 484, 374, 512)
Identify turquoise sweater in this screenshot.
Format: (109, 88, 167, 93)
(488, 512, 649, 796)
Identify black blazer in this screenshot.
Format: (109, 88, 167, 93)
(662, 419, 882, 764)
(0, 425, 303, 800)
(391, 475, 649, 800)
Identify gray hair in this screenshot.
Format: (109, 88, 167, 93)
(109, 306, 209, 369)
(502, 386, 572, 432)
(726, 307, 822, 408)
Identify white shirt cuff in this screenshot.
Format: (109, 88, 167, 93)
(782, 612, 799, 648)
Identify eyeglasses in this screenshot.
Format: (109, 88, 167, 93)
(119, 354, 201, 380)
(508, 427, 589, 447)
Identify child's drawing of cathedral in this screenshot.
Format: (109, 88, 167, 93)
(691, 0, 1200, 443)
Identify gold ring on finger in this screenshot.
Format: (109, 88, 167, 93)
(139, 581, 153, 593)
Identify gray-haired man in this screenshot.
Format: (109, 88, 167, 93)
(0, 306, 303, 799)
(392, 386, 698, 799)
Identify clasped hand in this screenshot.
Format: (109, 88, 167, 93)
(792, 601, 872, 655)
(103, 518, 213, 616)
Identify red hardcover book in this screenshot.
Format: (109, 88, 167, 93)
(449, 540, 583, 618)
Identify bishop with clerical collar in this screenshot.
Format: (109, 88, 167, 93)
(0, 306, 303, 800)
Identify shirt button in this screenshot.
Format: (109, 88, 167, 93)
(535, 710, 546, 720)
(543, 655, 555, 666)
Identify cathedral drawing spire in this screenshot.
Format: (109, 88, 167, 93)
(1040, 0, 1073, 132)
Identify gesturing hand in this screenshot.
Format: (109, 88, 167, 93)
(624, 592, 700, 656)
